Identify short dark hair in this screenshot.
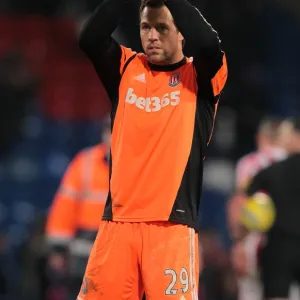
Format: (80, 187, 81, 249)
(140, 0, 165, 14)
(139, 0, 185, 47)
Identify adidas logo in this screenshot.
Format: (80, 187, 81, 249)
(134, 73, 146, 83)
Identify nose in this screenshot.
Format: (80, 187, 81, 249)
(148, 28, 159, 41)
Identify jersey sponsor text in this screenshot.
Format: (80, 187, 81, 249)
(125, 88, 180, 112)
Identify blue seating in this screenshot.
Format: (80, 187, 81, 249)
(0, 105, 102, 249)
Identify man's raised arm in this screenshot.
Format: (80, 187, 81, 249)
(165, 0, 226, 84)
(78, 0, 125, 97)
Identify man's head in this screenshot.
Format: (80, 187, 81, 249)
(140, 0, 184, 65)
(277, 118, 295, 152)
(255, 116, 282, 151)
(286, 117, 300, 153)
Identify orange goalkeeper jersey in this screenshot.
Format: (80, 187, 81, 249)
(107, 47, 227, 227)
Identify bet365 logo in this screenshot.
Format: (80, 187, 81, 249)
(125, 88, 180, 112)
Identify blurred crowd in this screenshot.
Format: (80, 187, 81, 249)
(0, 0, 300, 299)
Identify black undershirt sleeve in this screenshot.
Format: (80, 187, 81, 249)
(165, 0, 223, 81)
(78, 0, 125, 100)
(166, 0, 226, 151)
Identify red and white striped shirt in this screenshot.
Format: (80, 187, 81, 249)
(227, 147, 287, 238)
(235, 147, 287, 191)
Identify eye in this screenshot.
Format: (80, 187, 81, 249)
(141, 23, 151, 32)
(156, 25, 168, 33)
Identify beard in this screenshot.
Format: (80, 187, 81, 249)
(146, 49, 172, 65)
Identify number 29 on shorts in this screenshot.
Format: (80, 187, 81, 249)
(164, 267, 189, 296)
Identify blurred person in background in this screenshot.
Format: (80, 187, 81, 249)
(240, 117, 300, 300)
(276, 118, 297, 153)
(45, 116, 111, 300)
(227, 116, 289, 300)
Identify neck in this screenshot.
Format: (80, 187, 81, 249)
(148, 56, 186, 71)
(155, 53, 185, 65)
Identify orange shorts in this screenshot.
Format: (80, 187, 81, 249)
(77, 220, 200, 300)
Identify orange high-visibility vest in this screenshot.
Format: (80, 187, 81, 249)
(46, 144, 109, 255)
